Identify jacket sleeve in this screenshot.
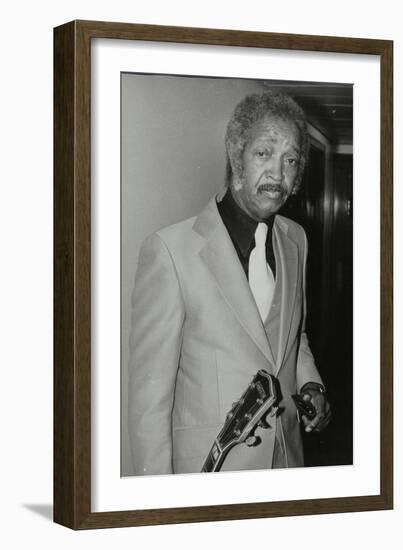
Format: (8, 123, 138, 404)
(128, 233, 185, 475)
(296, 228, 324, 391)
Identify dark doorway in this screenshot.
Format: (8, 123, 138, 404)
(280, 144, 353, 467)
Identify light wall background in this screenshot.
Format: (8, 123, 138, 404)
(1, 0, 401, 548)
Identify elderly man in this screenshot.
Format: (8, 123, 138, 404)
(128, 91, 331, 476)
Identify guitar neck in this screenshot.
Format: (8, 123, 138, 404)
(201, 450, 217, 473)
(201, 440, 232, 473)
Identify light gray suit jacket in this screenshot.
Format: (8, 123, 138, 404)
(128, 196, 323, 475)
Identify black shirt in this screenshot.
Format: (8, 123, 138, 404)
(217, 190, 276, 279)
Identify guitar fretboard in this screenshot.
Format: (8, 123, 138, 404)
(201, 441, 222, 472)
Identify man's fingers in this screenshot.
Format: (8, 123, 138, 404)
(306, 410, 332, 432)
(305, 403, 331, 432)
(299, 392, 331, 432)
(301, 414, 310, 427)
(305, 412, 326, 432)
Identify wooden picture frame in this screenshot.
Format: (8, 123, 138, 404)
(54, 20, 393, 529)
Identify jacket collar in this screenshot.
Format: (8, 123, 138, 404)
(193, 195, 299, 374)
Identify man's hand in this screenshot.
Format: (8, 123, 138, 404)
(299, 384, 332, 433)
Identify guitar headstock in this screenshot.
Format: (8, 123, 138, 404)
(217, 370, 278, 450)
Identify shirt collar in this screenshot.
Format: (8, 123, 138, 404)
(217, 189, 275, 258)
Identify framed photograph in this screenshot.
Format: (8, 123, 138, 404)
(54, 20, 393, 529)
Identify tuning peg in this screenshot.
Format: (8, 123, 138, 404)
(245, 435, 262, 447)
(258, 418, 271, 429)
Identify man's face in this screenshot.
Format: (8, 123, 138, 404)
(231, 115, 301, 220)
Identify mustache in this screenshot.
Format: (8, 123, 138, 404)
(257, 183, 285, 194)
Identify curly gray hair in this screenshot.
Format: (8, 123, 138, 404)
(225, 91, 309, 194)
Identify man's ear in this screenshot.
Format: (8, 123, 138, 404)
(290, 183, 299, 196)
(290, 169, 304, 195)
(226, 150, 243, 191)
(231, 175, 243, 192)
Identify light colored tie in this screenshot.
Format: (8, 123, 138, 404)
(248, 222, 275, 322)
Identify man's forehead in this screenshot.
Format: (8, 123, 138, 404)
(247, 115, 300, 145)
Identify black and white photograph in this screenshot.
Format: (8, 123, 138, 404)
(2, 0, 398, 543)
(121, 74, 353, 477)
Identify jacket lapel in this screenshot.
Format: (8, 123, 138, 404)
(273, 218, 299, 375)
(193, 198, 276, 369)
